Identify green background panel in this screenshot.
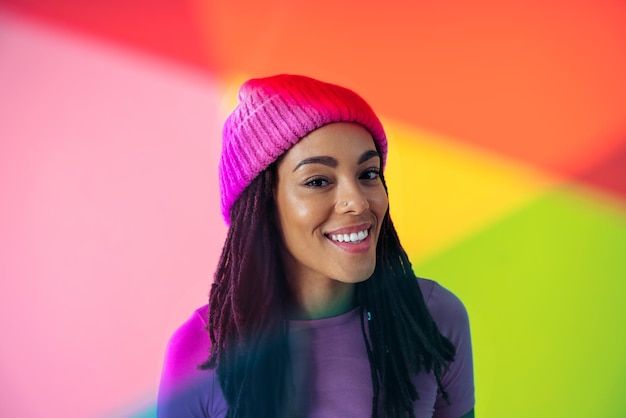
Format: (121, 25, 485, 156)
(413, 187, 626, 418)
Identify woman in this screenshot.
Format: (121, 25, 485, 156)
(158, 74, 475, 418)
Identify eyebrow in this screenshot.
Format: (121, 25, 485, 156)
(358, 150, 381, 165)
(293, 150, 381, 172)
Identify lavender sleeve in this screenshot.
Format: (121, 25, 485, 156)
(419, 278, 475, 418)
(157, 305, 223, 418)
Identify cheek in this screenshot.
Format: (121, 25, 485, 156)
(371, 188, 389, 217)
(291, 197, 315, 220)
(280, 195, 311, 228)
(276, 190, 316, 239)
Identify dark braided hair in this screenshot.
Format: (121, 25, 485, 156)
(356, 212, 456, 417)
(202, 166, 455, 417)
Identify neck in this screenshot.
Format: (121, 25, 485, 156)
(288, 280, 355, 320)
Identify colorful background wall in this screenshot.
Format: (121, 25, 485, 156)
(1, 1, 625, 417)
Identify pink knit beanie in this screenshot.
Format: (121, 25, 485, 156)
(219, 74, 388, 224)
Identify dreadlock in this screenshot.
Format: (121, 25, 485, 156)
(356, 212, 456, 417)
(200, 167, 295, 417)
(202, 167, 455, 417)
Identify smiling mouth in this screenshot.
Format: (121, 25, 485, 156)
(328, 228, 369, 244)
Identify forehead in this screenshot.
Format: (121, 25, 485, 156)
(279, 122, 378, 164)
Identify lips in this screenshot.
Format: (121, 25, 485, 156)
(324, 223, 373, 252)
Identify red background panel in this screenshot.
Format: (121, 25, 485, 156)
(4, 0, 626, 178)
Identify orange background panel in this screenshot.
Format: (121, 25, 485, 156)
(4, 0, 626, 177)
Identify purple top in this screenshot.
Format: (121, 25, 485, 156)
(158, 278, 474, 417)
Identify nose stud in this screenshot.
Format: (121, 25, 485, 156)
(340, 199, 367, 209)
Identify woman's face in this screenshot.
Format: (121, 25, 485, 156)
(274, 122, 389, 289)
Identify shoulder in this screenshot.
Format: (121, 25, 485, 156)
(417, 278, 475, 418)
(158, 305, 228, 417)
(168, 305, 210, 349)
(418, 278, 469, 331)
(417, 277, 471, 355)
(164, 305, 211, 375)
(158, 305, 212, 400)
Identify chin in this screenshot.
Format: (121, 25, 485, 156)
(338, 266, 376, 284)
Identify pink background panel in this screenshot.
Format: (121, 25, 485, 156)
(0, 12, 226, 418)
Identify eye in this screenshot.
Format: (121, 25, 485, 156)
(360, 168, 381, 181)
(305, 176, 330, 188)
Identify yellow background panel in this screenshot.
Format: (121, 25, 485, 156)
(383, 119, 560, 263)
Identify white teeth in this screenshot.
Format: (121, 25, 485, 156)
(330, 229, 369, 243)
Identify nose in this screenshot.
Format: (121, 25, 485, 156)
(335, 182, 369, 214)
